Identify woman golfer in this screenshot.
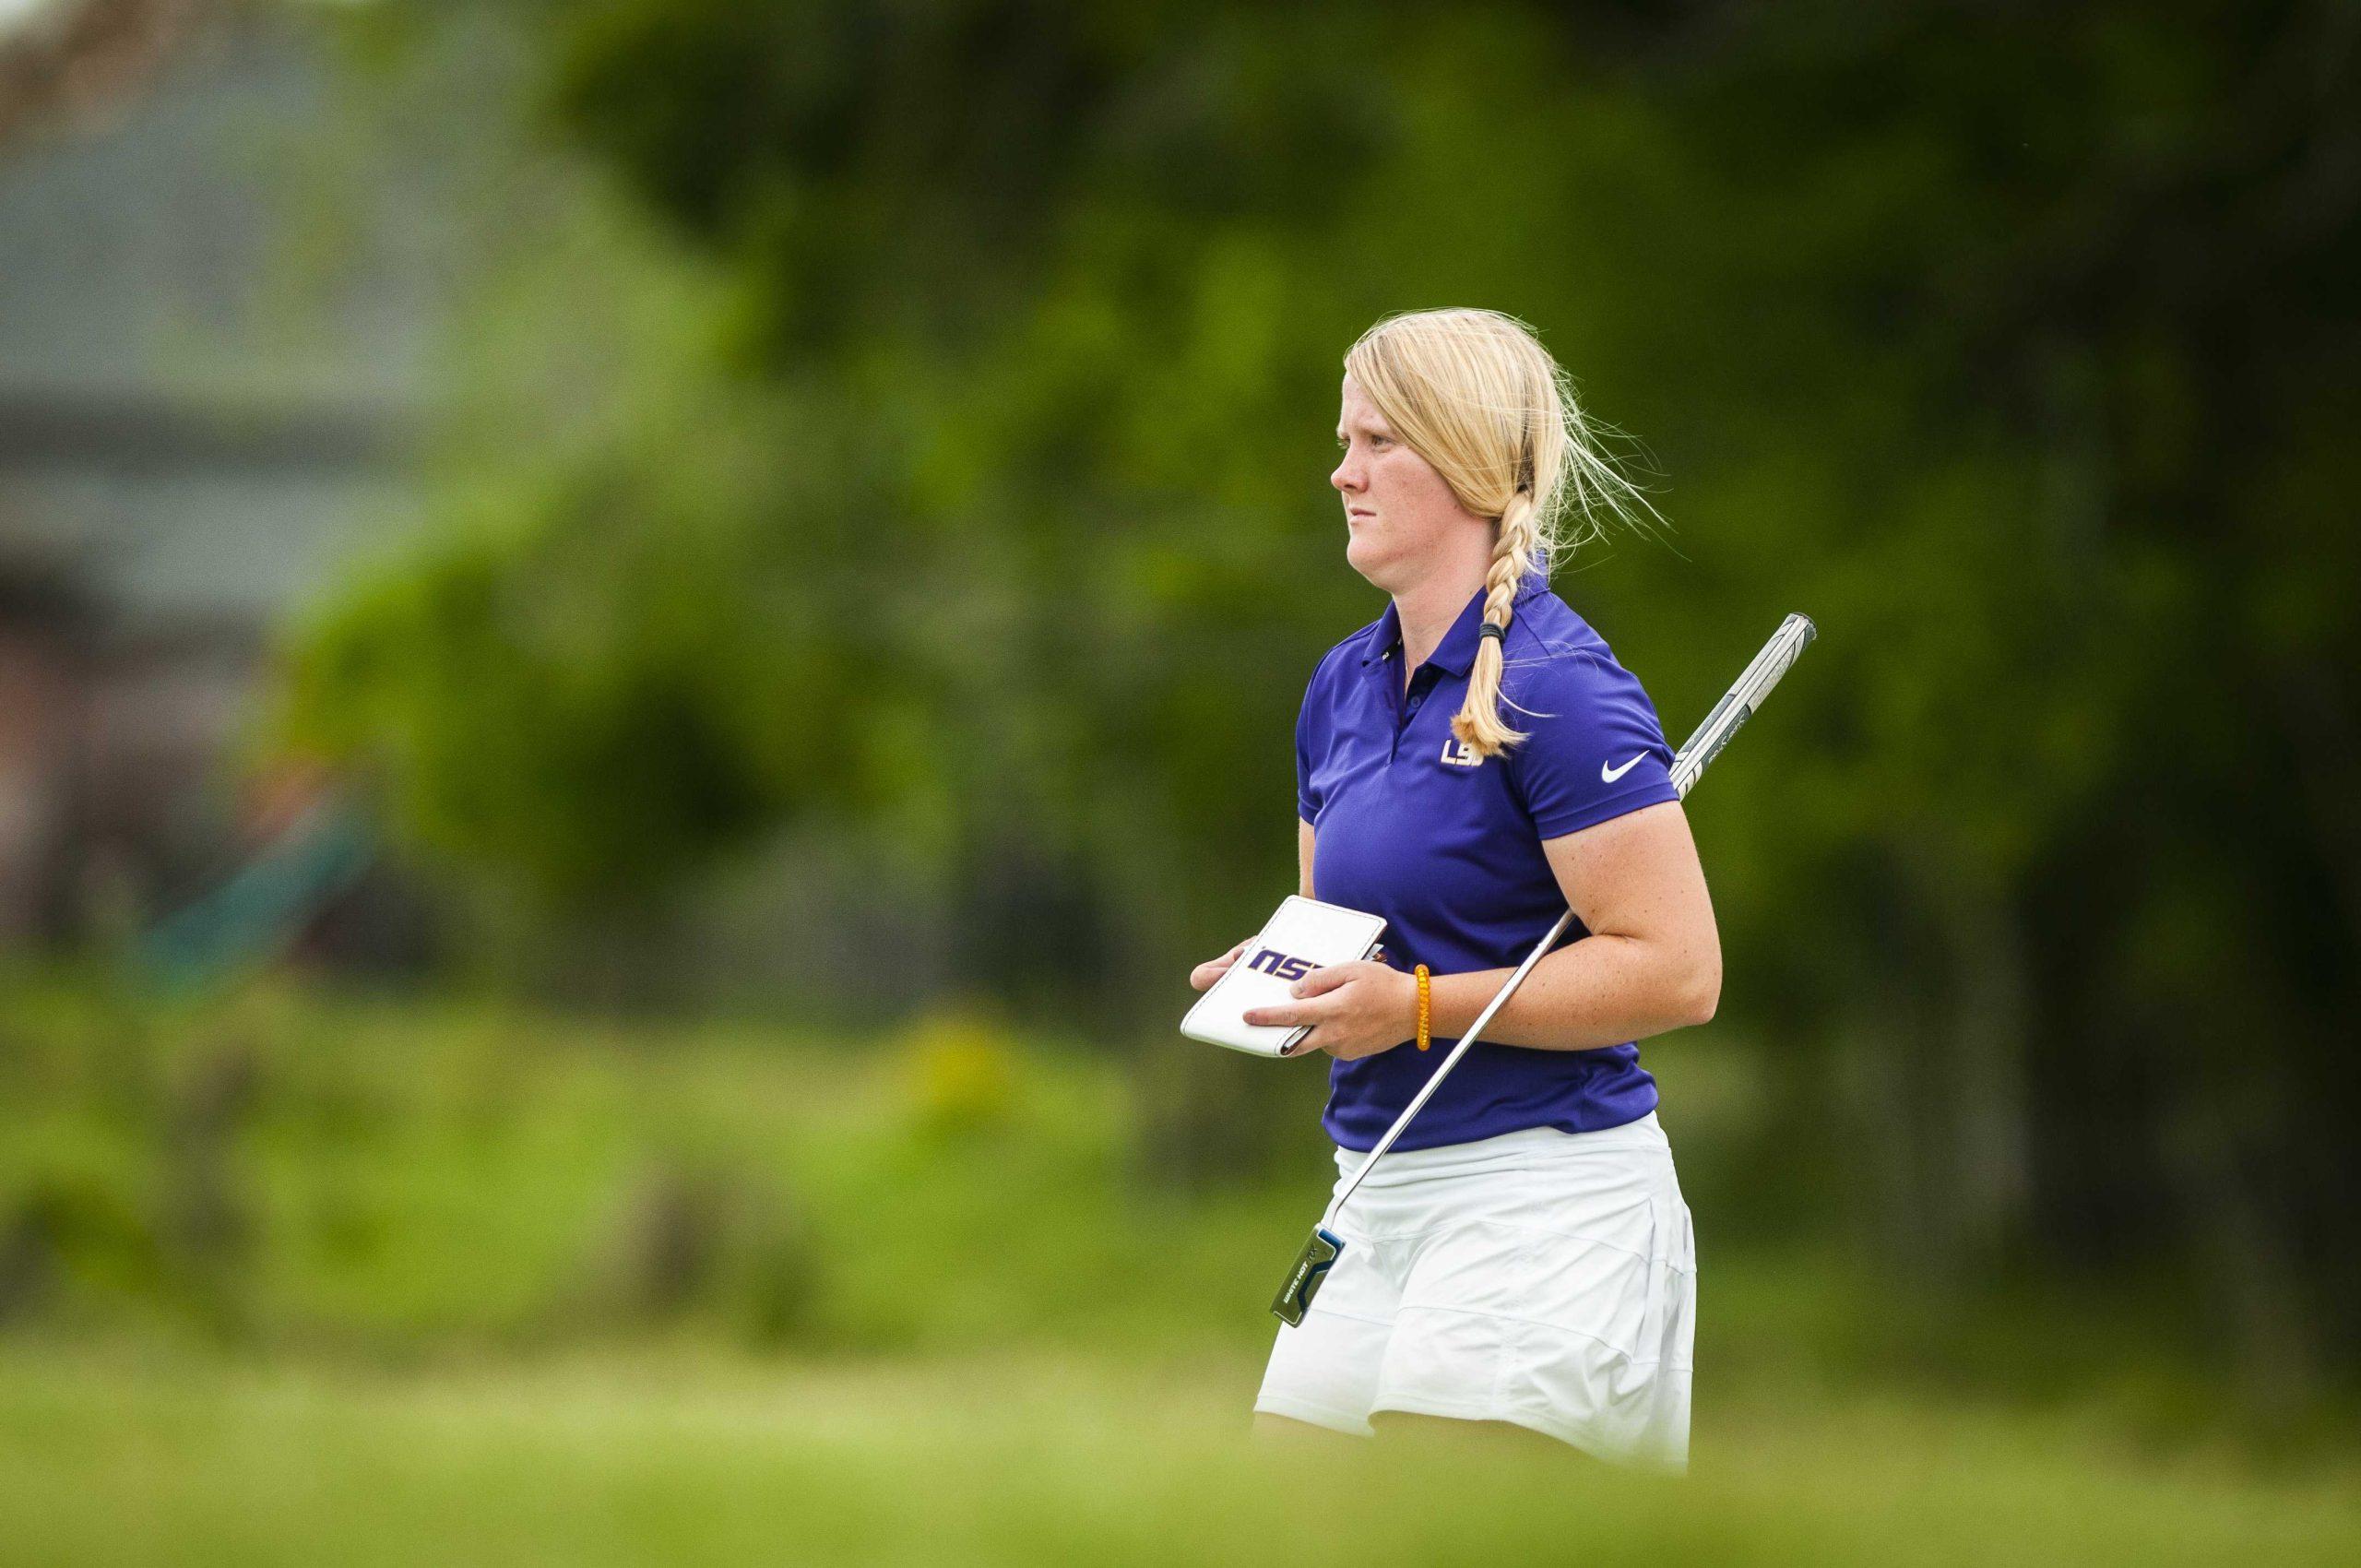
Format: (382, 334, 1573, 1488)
(1188, 308, 1716, 1468)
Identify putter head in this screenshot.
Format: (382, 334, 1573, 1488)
(1271, 1226, 1345, 1326)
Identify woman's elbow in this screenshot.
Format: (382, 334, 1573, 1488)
(1674, 947, 1722, 1028)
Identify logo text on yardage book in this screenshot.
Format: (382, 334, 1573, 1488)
(1246, 948, 1315, 981)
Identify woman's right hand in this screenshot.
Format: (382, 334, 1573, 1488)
(1189, 939, 1253, 992)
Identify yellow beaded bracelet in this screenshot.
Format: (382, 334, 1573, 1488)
(1414, 964, 1431, 1051)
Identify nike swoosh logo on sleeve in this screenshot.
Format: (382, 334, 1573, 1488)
(1601, 754, 1644, 782)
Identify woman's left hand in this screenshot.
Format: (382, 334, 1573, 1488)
(1241, 961, 1417, 1061)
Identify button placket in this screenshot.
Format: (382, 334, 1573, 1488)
(1394, 667, 1439, 759)
(1378, 646, 1404, 756)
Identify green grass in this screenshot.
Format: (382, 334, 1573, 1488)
(0, 1341, 2354, 1566)
(3, 975, 2357, 1562)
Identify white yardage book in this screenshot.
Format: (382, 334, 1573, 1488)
(1180, 896, 1389, 1058)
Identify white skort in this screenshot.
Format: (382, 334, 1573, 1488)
(1253, 1113, 1696, 1469)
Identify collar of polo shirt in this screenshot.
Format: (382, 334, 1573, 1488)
(1359, 568, 1551, 675)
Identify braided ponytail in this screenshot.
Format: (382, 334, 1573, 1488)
(1344, 307, 1660, 760)
(1453, 490, 1544, 754)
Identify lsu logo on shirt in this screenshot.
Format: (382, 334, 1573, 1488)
(1439, 736, 1485, 768)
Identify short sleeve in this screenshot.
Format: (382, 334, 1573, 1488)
(1504, 646, 1681, 839)
(1295, 673, 1323, 826)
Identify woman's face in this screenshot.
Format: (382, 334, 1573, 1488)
(1332, 374, 1488, 592)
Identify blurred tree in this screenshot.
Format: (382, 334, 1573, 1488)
(279, 0, 2359, 1390)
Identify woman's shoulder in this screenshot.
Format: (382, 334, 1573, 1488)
(1493, 596, 1679, 830)
(1499, 595, 1646, 702)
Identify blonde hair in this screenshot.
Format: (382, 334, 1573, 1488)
(1344, 307, 1660, 758)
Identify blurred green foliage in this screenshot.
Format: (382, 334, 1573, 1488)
(0, 978, 1230, 1357)
(268, 0, 2360, 1392)
(0, 978, 2202, 1379)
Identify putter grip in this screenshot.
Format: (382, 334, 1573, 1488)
(1668, 612, 1814, 798)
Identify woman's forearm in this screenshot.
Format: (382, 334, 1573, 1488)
(1422, 932, 1718, 1051)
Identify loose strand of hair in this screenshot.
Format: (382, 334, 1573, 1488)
(1555, 364, 1670, 552)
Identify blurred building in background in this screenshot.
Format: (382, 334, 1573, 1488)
(0, 0, 434, 962)
(0, 1, 955, 1010)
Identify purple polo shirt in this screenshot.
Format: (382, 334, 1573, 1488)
(1296, 570, 1680, 1152)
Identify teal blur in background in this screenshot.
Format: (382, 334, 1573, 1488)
(0, 1, 2354, 1561)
